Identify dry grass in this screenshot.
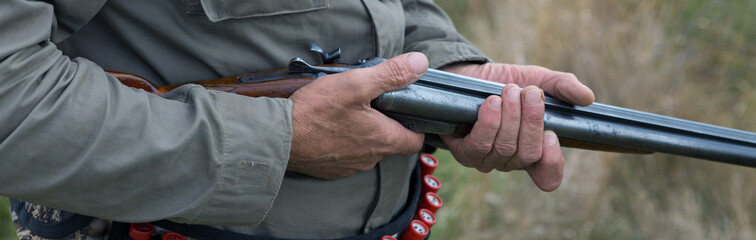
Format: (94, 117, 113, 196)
(431, 0, 756, 239)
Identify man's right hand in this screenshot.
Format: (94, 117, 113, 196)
(287, 53, 428, 179)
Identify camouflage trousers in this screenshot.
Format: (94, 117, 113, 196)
(10, 200, 106, 240)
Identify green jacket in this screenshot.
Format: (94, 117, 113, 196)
(0, 0, 486, 238)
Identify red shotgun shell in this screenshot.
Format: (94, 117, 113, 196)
(418, 154, 438, 175)
(414, 208, 437, 228)
(421, 174, 441, 194)
(400, 220, 429, 240)
(163, 232, 186, 240)
(128, 223, 154, 240)
(418, 192, 443, 214)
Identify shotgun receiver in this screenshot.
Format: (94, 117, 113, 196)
(109, 57, 756, 168)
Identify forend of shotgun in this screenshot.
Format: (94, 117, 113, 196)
(108, 51, 756, 168)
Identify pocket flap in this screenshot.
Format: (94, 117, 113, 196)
(193, 0, 329, 22)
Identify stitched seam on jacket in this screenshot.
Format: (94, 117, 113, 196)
(193, 89, 229, 224)
(253, 99, 289, 225)
(212, 6, 329, 20)
(198, 1, 329, 22)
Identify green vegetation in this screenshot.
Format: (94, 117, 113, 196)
(432, 0, 756, 239)
(1, 197, 16, 240)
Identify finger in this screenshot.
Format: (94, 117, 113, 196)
(381, 113, 426, 156)
(515, 65, 595, 106)
(320, 168, 358, 180)
(526, 130, 564, 192)
(288, 165, 357, 180)
(339, 52, 428, 101)
(505, 86, 545, 170)
(482, 84, 522, 172)
(443, 95, 502, 168)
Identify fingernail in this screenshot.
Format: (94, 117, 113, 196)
(506, 87, 520, 101)
(407, 53, 428, 75)
(489, 96, 502, 111)
(524, 89, 544, 106)
(544, 131, 558, 146)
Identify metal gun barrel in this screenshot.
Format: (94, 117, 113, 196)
(288, 57, 756, 167)
(374, 68, 756, 167)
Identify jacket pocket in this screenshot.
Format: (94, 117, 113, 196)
(183, 0, 329, 22)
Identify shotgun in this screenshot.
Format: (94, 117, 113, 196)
(108, 57, 756, 168)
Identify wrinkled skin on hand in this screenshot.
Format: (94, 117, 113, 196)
(440, 62, 595, 191)
(288, 53, 428, 179)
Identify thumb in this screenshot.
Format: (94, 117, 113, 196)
(339, 53, 428, 101)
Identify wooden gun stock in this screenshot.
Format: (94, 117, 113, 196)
(108, 70, 313, 98)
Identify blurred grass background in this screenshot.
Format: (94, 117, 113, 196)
(431, 0, 756, 239)
(2, 0, 755, 240)
(1, 197, 13, 239)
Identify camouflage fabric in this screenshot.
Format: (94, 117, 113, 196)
(11, 201, 96, 240)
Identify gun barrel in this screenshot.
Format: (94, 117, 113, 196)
(547, 102, 756, 166)
(374, 68, 756, 167)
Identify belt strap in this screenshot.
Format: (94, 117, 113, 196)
(151, 165, 423, 240)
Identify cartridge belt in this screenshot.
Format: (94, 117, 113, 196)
(145, 164, 423, 240)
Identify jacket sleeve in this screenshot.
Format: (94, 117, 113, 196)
(402, 0, 491, 68)
(0, 0, 291, 226)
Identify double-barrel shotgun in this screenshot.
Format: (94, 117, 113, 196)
(109, 57, 756, 168)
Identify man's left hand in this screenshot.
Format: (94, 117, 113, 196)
(439, 63, 595, 192)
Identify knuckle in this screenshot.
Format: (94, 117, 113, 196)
(480, 109, 502, 127)
(468, 140, 494, 154)
(494, 158, 516, 172)
(382, 59, 415, 87)
(494, 141, 517, 157)
(517, 150, 542, 165)
(504, 105, 521, 120)
(339, 71, 374, 99)
(515, 65, 529, 80)
(495, 165, 511, 172)
(563, 72, 578, 81)
(476, 166, 494, 173)
(388, 130, 423, 156)
(522, 110, 544, 125)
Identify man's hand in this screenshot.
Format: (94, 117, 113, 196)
(440, 63, 595, 191)
(288, 53, 428, 179)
